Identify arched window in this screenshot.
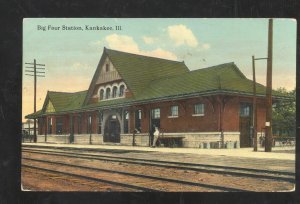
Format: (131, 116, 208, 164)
(112, 86, 117, 98)
(99, 89, 104, 100)
(106, 87, 111, 99)
(119, 85, 125, 97)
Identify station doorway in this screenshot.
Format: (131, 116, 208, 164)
(239, 103, 253, 147)
(104, 115, 120, 143)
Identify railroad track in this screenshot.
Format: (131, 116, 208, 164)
(22, 164, 155, 192)
(22, 145, 294, 168)
(22, 147, 295, 183)
(22, 157, 249, 192)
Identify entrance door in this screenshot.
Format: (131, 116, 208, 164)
(149, 108, 160, 145)
(104, 115, 120, 143)
(239, 103, 252, 147)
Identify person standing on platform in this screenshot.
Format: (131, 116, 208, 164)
(152, 126, 160, 147)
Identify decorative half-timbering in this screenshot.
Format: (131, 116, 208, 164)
(26, 47, 288, 148)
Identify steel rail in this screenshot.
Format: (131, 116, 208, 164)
(23, 157, 248, 192)
(22, 164, 157, 192)
(22, 149, 294, 183)
(22, 147, 294, 175)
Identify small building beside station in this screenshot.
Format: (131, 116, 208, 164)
(26, 48, 285, 148)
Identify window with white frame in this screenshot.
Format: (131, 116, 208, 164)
(99, 89, 104, 100)
(124, 111, 129, 133)
(87, 115, 92, 134)
(152, 108, 160, 119)
(47, 117, 52, 134)
(135, 109, 142, 132)
(194, 103, 204, 115)
(119, 85, 125, 97)
(98, 83, 127, 101)
(106, 87, 111, 99)
(170, 105, 178, 117)
(240, 103, 251, 117)
(112, 86, 117, 98)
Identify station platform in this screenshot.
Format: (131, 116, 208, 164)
(22, 142, 295, 161)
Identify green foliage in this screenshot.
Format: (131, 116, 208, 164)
(272, 88, 296, 137)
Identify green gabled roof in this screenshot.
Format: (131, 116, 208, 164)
(82, 63, 286, 110)
(46, 90, 87, 112)
(132, 62, 286, 100)
(25, 51, 289, 118)
(25, 110, 42, 118)
(26, 91, 88, 118)
(105, 48, 189, 96)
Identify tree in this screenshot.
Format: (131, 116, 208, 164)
(272, 88, 296, 137)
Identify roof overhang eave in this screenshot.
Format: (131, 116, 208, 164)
(28, 89, 290, 118)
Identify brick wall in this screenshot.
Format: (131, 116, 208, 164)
(36, 95, 267, 147)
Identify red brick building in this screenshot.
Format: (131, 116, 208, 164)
(26, 48, 285, 148)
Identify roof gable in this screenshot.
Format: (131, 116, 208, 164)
(83, 47, 189, 105)
(41, 90, 87, 114)
(105, 48, 190, 96)
(95, 56, 122, 85)
(45, 100, 55, 113)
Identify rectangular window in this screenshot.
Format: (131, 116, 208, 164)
(152, 108, 160, 119)
(240, 103, 251, 117)
(56, 117, 63, 135)
(135, 110, 142, 132)
(47, 118, 52, 134)
(194, 103, 204, 115)
(87, 115, 92, 134)
(98, 112, 102, 134)
(170, 105, 179, 117)
(124, 111, 129, 133)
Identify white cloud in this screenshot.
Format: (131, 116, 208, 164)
(105, 34, 139, 53)
(104, 34, 177, 60)
(142, 36, 155, 44)
(202, 43, 211, 49)
(167, 24, 198, 47)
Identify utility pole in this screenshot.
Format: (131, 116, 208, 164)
(25, 59, 45, 143)
(252, 56, 268, 151)
(252, 56, 257, 151)
(265, 18, 273, 152)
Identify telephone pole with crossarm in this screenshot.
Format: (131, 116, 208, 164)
(25, 59, 45, 143)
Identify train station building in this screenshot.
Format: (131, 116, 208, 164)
(26, 48, 285, 148)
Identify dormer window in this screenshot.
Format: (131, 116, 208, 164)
(98, 83, 126, 101)
(106, 87, 111, 99)
(99, 89, 104, 100)
(119, 85, 125, 97)
(112, 86, 117, 98)
(105, 64, 110, 72)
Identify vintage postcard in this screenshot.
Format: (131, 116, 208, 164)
(22, 18, 296, 192)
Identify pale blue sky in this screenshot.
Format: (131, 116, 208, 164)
(22, 18, 296, 120)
